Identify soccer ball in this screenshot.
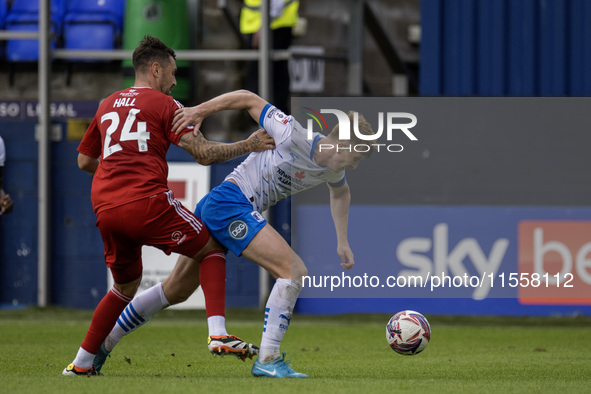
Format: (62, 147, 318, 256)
(386, 310, 431, 355)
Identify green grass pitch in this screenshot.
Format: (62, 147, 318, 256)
(1, 307, 590, 393)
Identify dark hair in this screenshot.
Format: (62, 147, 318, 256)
(132, 35, 176, 74)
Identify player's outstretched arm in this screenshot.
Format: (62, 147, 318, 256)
(328, 181, 355, 270)
(172, 90, 269, 135)
(178, 128, 275, 166)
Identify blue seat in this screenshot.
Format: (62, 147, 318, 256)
(5, 23, 48, 61)
(4, 0, 65, 62)
(5, 0, 65, 24)
(62, 0, 124, 58)
(64, 0, 124, 30)
(0, 0, 8, 59)
(0, 0, 7, 26)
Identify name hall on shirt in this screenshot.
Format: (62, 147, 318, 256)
(113, 98, 136, 107)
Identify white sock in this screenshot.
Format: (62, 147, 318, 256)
(72, 347, 95, 369)
(259, 278, 302, 363)
(104, 283, 169, 352)
(207, 315, 228, 337)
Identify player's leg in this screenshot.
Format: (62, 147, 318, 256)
(109, 236, 219, 326)
(197, 251, 226, 334)
(63, 204, 143, 376)
(96, 242, 256, 369)
(190, 240, 259, 359)
(187, 186, 260, 359)
(240, 224, 309, 378)
(242, 224, 308, 362)
(190, 192, 228, 337)
(241, 223, 308, 280)
(94, 192, 253, 372)
(63, 276, 141, 376)
(93, 192, 209, 372)
(94, 253, 202, 373)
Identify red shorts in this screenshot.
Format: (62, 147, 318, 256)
(96, 190, 210, 284)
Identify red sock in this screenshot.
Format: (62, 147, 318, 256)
(200, 250, 226, 318)
(81, 287, 132, 354)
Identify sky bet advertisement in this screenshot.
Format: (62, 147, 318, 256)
(290, 97, 591, 316)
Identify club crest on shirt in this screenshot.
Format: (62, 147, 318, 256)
(229, 220, 248, 240)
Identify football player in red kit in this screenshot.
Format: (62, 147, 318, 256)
(62, 35, 274, 376)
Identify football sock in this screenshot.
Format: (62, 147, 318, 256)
(74, 287, 132, 369)
(207, 315, 229, 337)
(71, 348, 94, 371)
(259, 278, 302, 363)
(200, 250, 227, 318)
(199, 250, 228, 336)
(104, 282, 169, 352)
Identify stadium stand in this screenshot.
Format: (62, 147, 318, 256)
(4, 0, 65, 61)
(62, 0, 125, 56)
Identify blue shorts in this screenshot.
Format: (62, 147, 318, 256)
(194, 181, 267, 256)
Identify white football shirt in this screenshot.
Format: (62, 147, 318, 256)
(226, 104, 345, 212)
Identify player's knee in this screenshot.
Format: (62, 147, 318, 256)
(192, 237, 221, 261)
(275, 261, 307, 280)
(114, 276, 142, 298)
(165, 281, 197, 305)
(291, 255, 307, 279)
(295, 264, 308, 280)
(167, 291, 191, 305)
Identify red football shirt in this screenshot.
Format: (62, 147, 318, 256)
(78, 87, 192, 214)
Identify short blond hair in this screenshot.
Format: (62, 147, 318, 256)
(329, 111, 376, 155)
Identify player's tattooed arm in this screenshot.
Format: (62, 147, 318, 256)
(178, 128, 275, 165)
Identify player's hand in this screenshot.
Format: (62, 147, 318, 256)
(248, 129, 275, 152)
(172, 106, 205, 136)
(337, 244, 355, 270)
(0, 194, 14, 215)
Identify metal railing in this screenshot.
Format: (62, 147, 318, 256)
(50, 48, 291, 61)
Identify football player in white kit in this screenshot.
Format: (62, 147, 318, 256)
(94, 90, 374, 378)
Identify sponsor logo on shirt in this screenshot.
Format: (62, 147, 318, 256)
(229, 220, 248, 240)
(171, 230, 187, 245)
(119, 90, 139, 97)
(274, 111, 290, 125)
(276, 167, 307, 191)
